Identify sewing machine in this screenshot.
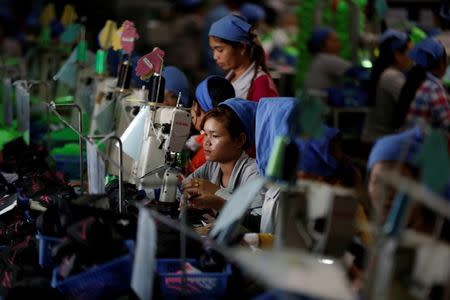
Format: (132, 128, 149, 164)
(275, 180, 358, 258)
(131, 100, 191, 206)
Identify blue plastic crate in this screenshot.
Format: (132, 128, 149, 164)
(157, 259, 232, 299)
(36, 234, 63, 269)
(51, 240, 134, 300)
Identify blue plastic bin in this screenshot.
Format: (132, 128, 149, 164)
(36, 234, 63, 269)
(157, 259, 232, 299)
(52, 154, 81, 180)
(51, 240, 134, 300)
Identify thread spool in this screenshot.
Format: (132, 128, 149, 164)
(95, 49, 107, 75)
(117, 57, 132, 91)
(147, 73, 165, 103)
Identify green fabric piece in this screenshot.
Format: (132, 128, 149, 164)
(5, 57, 20, 66)
(105, 175, 118, 185)
(47, 127, 78, 142)
(0, 129, 22, 150)
(414, 129, 450, 193)
(410, 27, 427, 44)
(51, 143, 80, 155)
(55, 95, 74, 104)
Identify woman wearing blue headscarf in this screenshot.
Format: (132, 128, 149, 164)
(367, 127, 423, 221)
(256, 98, 362, 234)
(186, 75, 235, 173)
(303, 28, 352, 90)
(404, 38, 450, 130)
(362, 29, 412, 142)
(182, 98, 261, 216)
(162, 66, 191, 107)
(208, 14, 278, 101)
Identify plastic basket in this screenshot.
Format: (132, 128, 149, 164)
(36, 234, 63, 269)
(51, 240, 134, 300)
(52, 154, 80, 180)
(157, 259, 232, 299)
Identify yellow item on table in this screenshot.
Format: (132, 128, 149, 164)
(258, 233, 275, 249)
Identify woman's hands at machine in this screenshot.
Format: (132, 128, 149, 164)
(181, 179, 224, 211)
(183, 178, 220, 195)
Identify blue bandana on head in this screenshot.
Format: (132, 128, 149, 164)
(209, 14, 252, 44)
(296, 127, 341, 177)
(256, 97, 298, 176)
(162, 66, 191, 107)
(195, 75, 219, 112)
(240, 3, 266, 24)
(220, 98, 257, 145)
(367, 127, 423, 171)
(408, 38, 445, 69)
(308, 28, 333, 54)
(380, 29, 408, 51)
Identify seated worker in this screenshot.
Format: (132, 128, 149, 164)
(362, 29, 412, 142)
(367, 127, 424, 224)
(366, 128, 450, 298)
(303, 28, 352, 91)
(255, 98, 362, 234)
(208, 14, 278, 101)
(182, 98, 261, 214)
(161, 66, 191, 107)
(405, 38, 450, 131)
(186, 75, 236, 174)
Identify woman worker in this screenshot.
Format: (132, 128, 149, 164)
(303, 28, 352, 91)
(182, 98, 261, 214)
(362, 29, 412, 142)
(187, 75, 236, 173)
(161, 66, 191, 107)
(255, 98, 362, 234)
(208, 14, 278, 101)
(402, 38, 450, 131)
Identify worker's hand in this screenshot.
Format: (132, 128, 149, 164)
(183, 178, 220, 196)
(185, 191, 225, 211)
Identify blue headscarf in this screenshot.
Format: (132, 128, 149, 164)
(367, 127, 423, 171)
(209, 14, 252, 44)
(308, 28, 333, 54)
(380, 29, 409, 51)
(220, 98, 257, 145)
(296, 127, 341, 177)
(240, 3, 266, 24)
(256, 97, 298, 176)
(195, 75, 219, 112)
(162, 66, 191, 107)
(408, 38, 445, 69)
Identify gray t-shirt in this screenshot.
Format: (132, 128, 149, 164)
(303, 53, 352, 90)
(260, 187, 280, 234)
(362, 67, 406, 142)
(185, 151, 262, 214)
